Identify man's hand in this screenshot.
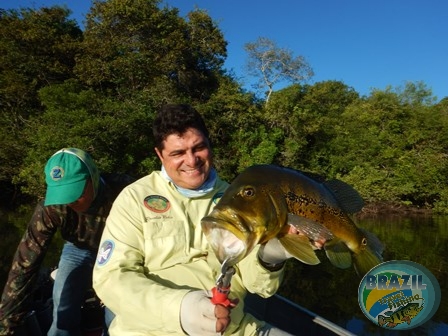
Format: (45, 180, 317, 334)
(180, 290, 231, 335)
(258, 237, 293, 265)
(214, 303, 231, 334)
(258, 223, 328, 266)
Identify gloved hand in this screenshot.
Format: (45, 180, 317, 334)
(180, 290, 231, 336)
(258, 237, 293, 265)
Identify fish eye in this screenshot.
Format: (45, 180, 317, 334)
(243, 187, 255, 197)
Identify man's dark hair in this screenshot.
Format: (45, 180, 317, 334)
(153, 104, 210, 150)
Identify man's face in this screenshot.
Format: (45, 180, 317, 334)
(68, 179, 94, 212)
(155, 127, 213, 190)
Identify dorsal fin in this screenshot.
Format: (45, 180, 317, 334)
(324, 179, 364, 213)
(284, 166, 364, 214)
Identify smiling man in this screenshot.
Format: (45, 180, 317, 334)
(154, 109, 213, 192)
(93, 104, 292, 336)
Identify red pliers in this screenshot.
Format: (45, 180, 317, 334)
(211, 258, 237, 307)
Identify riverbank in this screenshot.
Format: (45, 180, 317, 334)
(357, 202, 433, 218)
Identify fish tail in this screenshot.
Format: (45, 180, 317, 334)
(353, 247, 383, 277)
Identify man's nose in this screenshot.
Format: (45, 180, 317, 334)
(185, 151, 198, 166)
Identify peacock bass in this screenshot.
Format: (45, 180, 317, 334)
(201, 164, 384, 276)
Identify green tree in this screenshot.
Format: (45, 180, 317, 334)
(395, 80, 437, 106)
(244, 37, 313, 104)
(15, 81, 156, 198)
(0, 6, 82, 203)
(75, 0, 227, 102)
(329, 83, 448, 207)
(261, 81, 359, 171)
(0, 6, 81, 114)
(199, 74, 262, 181)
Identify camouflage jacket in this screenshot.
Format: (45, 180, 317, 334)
(0, 173, 135, 335)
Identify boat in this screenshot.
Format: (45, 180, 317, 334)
(21, 294, 355, 336)
(245, 292, 356, 336)
(16, 268, 355, 336)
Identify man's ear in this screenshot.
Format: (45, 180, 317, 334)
(155, 147, 163, 161)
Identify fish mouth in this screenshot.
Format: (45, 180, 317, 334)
(201, 211, 253, 265)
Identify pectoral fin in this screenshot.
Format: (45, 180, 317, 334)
(279, 234, 321, 265)
(324, 238, 352, 269)
(287, 213, 334, 241)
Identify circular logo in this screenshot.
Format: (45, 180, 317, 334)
(358, 260, 440, 330)
(144, 195, 170, 213)
(96, 240, 114, 266)
(50, 166, 64, 181)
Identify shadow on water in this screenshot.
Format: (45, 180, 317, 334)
(278, 214, 448, 336)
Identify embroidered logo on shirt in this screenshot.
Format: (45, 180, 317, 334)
(212, 192, 224, 204)
(144, 195, 170, 213)
(97, 240, 114, 266)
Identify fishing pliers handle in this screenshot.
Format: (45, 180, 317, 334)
(211, 260, 237, 307)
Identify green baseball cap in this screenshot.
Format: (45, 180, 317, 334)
(44, 148, 91, 206)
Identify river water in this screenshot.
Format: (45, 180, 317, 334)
(278, 214, 448, 335)
(1, 208, 447, 335)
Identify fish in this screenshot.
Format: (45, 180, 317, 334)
(201, 164, 384, 276)
(377, 303, 424, 328)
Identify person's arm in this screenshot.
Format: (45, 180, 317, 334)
(93, 189, 190, 334)
(0, 202, 59, 333)
(237, 244, 286, 298)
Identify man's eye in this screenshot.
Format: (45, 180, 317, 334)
(194, 145, 207, 152)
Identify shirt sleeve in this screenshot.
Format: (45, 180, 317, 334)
(0, 202, 58, 333)
(237, 245, 285, 298)
(92, 188, 189, 334)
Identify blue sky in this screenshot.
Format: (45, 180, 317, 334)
(3, 0, 448, 101)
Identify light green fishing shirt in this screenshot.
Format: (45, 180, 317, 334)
(93, 171, 284, 335)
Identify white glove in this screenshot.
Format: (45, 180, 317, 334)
(180, 290, 221, 336)
(258, 237, 293, 265)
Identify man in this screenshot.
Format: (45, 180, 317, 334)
(93, 104, 293, 335)
(0, 148, 135, 335)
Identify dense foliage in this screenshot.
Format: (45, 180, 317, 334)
(1, 1, 447, 213)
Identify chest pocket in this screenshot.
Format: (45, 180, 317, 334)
(143, 220, 187, 269)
